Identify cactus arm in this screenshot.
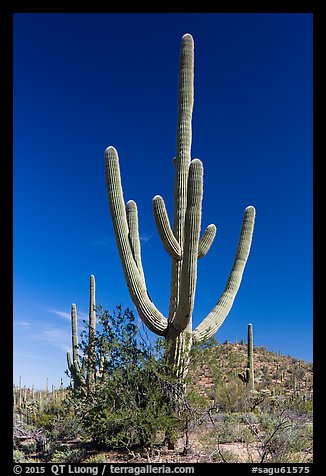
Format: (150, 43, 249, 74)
(67, 351, 85, 388)
(105, 146, 168, 335)
(192, 206, 256, 342)
(172, 159, 203, 331)
(198, 224, 217, 258)
(238, 370, 247, 383)
(153, 195, 182, 260)
(126, 200, 146, 284)
(67, 351, 73, 374)
(71, 303, 80, 367)
(169, 33, 194, 320)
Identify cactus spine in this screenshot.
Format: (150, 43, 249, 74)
(67, 275, 97, 391)
(105, 33, 255, 380)
(238, 323, 255, 390)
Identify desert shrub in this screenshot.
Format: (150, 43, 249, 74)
(33, 398, 82, 441)
(82, 453, 108, 463)
(288, 396, 313, 415)
(201, 412, 255, 450)
(209, 447, 241, 463)
(69, 306, 184, 449)
(13, 449, 26, 463)
(13, 451, 42, 463)
(211, 380, 251, 413)
(50, 447, 86, 463)
(241, 407, 313, 463)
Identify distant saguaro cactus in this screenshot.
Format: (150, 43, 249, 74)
(67, 274, 97, 391)
(238, 323, 255, 390)
(105, 33, 255, 379)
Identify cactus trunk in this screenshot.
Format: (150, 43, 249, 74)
(105, 33, 255, 382)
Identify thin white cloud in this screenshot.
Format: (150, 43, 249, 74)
(140, 233, 152, 243)
(48, 308, 70, 320)
(47, 308, 88, 323)
(14, 351, 52, 361)
(88, 235, 115, 247)
(37, 327, 71, 353)
(14, 321, 31, 327)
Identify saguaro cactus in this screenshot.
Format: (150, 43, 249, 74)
(238, 323, 255, 390)
(105, 33, 255, 379)
(67, 274, 97, 390)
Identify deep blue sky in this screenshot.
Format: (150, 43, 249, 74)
(13, 13, 313, 390)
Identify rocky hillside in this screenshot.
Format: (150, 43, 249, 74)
(192, 341, 313, 401)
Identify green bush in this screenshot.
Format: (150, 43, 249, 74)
(239, 406, 313, 463)
(50, 447, 86, 463)
(33, 399, 82, 442)
(211, 380, 251, 413)
(13, 449, 26, 463)
(82, 453, 108, 463)
(70, 306, 184, 449)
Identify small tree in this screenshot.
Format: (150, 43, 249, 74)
(70, 305, 183, 449)
(69, 304, 219, 453)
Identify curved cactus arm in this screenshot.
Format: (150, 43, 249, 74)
(126, 200, 146, 284)
(153, 195, 182, 260)
(238, 370, 247, 383)
(192, 206, 256, 342)
(172, 159, 203, 332)
(198, 224, 217, 258)
(105, 146, 168, 335)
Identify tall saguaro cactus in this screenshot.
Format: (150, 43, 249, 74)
(238, 323, 255, 391)
(67, 302, 83, 389)
(67, 274, 97, 391)
(105, 33, 255, 379)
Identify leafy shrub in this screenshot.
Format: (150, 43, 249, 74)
(211, 380, 251, 413)
(50, 447, 86, 463)
(83, 453, 108, 463)
(13, 449, 26, 463)
(70, 306, 183, 449)
(34, 399, 82, 441)
(241, 406, 313, 463)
